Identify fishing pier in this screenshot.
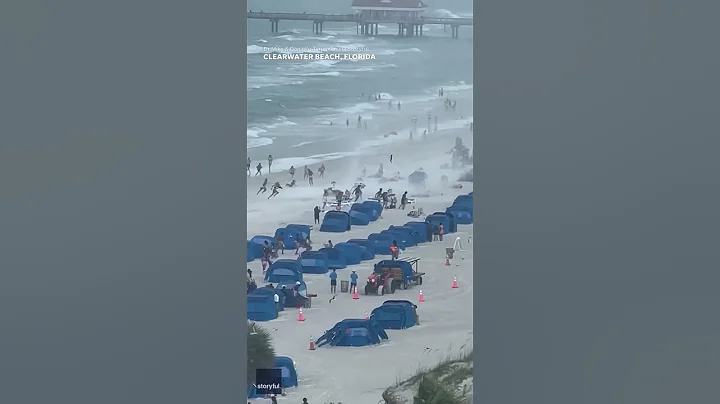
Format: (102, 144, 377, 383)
(247, 12, 473, 39)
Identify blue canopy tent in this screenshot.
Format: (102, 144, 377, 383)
(274, 227, 299, 249)
(265, 259, 304, 283)
(360, 200, 383, 220)
(381, 229, 417, 247)
(315, 318, 389, 347)
(371, 300, 419, 330)
(274, 356, 299, 389)
(250, 235, 278, 258)
(318, 247, 348, 269)
(389, 225, 425, 245)
(369, 233, 407, 250)
(247, 290, 278, 322)
(320, 211, 352, 233)
(276, 280, 308, 308)
(435, 211, 458, 233)
(286, 224, 312, 241)
(299, 250, 330, 274)
(367, 233, 405, 255)
(350, 203, 378, 221)
(454, 195, 473, 205)
(346, 239, 376, 260)
(446, 206, 473, 224)
(333, 242, 363, 265)
(408, 170, 428, 188)
(348, 209, 372, 226)
(404, 221, 430, 243)
(451, 199, 473, 212)
(246, 240, 256, 262)
(425, 214, 451, 236)
(247, 356, 299, 398)
(253, 287, 286, 311)
(348, 210, 372, 226)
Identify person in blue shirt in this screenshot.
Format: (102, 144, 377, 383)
(329, 269, 338, 294)
(349, 270, 358, 294)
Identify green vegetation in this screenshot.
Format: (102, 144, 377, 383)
(247, 321, 276, 386)
(382, 349, 473, 404)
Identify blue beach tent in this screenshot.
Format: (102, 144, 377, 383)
(348, 209, 372, 226)
(333, 242, 363, 265)
(320, 211, 352, 233)
(350, 203, 378, 221)
(404, 221, 430, 242)
(250, 235, 278, 257)
(435, 211, 458, 233)
(252, 287, 286, 311)
(389, 225, 425, 245)
(247, 240, 256, 262)
(367, 233, 403, 255)
(360, 200, 383, 220)
(285, 224, 312, 241)
(247, 289, 278, 322)
(315, 318, 389, 347)
(318, 247, 348, 270)
(381, 229, 417, 247)
(247, 356, 299, 398)
(274, 227, 299, 249)
(371, 300, 419, 330)
(299, 250, 330, 274)
(274, 356, 299, 388)
(346, 239, 376, 260)
(369, 232, 407, 249)
(446, 206, 473, 224)
(265, 259, 304, 283)
(425, 214, 451, 235)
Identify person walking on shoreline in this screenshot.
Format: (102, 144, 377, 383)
(303, 165, 309, 179)
(289, 165, 295, 179)
(255, 162, 262, 176)
(267, 154, 273, 173)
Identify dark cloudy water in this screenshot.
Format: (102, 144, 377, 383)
(246, 0, 473, 163)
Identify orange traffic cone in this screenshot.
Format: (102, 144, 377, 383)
(352, 286, 359, 300)
(452, 276, 459, 289)
(309, 336, 316, 351)
(418, 289, 425, 302)
(364, 311, 370, 320)
(298, 308, 305, 322)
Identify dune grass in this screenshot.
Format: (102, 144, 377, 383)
(382, 348, 473, 404)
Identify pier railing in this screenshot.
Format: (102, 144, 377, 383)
(247, 12, 473, 26)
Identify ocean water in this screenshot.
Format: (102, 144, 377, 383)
(246, 0, 474, 165)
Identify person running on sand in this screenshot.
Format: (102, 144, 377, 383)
(267, 154, 273, 172)
(307, 169, 314, 185)
(257, 178, 268, 194)
(303, 165, 309, 179)
(276, 232, 285, 254)
(246, 157, 251, 176)
(268, 181, 282, 199)
(289, 165, 295, 179)
(255, 162, 262, 176)
(318, 164, 325, 178)
(390, 154, 393, 163)
(313, 206, 321, 224)
(400, 191, 408, 209)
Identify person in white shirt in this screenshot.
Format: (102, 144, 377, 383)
(273, 292, 280, 313)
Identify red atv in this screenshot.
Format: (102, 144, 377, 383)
(364, 268, 397, 295)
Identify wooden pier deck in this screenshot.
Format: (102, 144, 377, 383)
(247, 12, 472, 38)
